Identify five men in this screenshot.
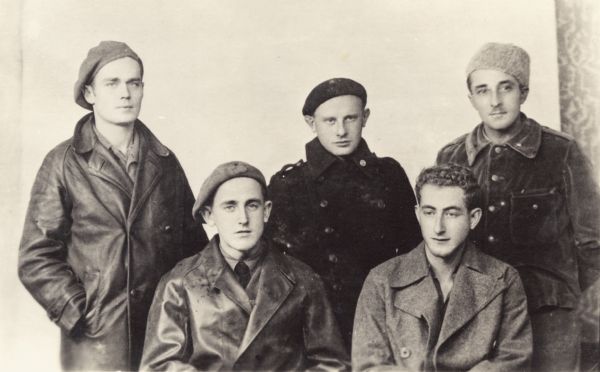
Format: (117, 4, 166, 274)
(267, 78, 422, 347)
(353, 164, 532, 371)
(18, 41, 207, 370)
(18, 40, 599, 370)
(141, 162, 349, 370)
(437, 42, 600, 371)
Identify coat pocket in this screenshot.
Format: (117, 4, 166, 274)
(510, 188, 560, 245)
(82, 270, 101, 333)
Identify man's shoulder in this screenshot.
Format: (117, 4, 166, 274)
(539, 124, 575, 145)
(269, 159, 307, 185)
(468, 246, 518, 280)
(162, 249, 208, 283)
(276, 250, 322, 284)
(438, 133, 470, 154)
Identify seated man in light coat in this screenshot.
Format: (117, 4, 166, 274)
(352, 164, 532, 371)
(141, 161, 349, 371)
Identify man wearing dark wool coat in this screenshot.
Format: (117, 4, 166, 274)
(267, 77, 422, 349)
(18, 41, 207, 370)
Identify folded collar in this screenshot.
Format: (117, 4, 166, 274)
(465, 113, 542, 166)
(305, 137, 377, 179)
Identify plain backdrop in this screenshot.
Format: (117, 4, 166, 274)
(1, 1, 560, 370)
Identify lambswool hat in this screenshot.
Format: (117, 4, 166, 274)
(192, 161, 268, 221)
(74, 41, 144, 110)
(466, 42, 530, 88)
(302, 78, 367, 116)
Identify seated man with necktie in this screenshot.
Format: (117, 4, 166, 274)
(140, 161, 349, 371)
(352, 164, 532, 371)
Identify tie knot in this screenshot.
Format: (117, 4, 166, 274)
(234, 261, 251, 288)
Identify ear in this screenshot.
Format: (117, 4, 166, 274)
(200, 207, 215, 227)
(83, 85, 96, 105)
(304, 115, 316, 133)
(263, 200, 273, 223)
(519, 87, 529, 104)
(362, 108, 370, 128)
(468, 207, 482, 230)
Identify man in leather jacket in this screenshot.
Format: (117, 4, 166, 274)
(18, 41, 207, 370)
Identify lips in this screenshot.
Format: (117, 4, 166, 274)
(333, 140, 351, 146)
(235, 230, 252, 235)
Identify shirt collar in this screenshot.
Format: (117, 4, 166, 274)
(305, 137, 376, 179)
(465, 113, 542, 166)
(92, 120, 139, 163)
(219, 238, 266, 273)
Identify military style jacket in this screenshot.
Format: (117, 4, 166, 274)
(437, 114, 600, 312)
(267, 138, 422, 345)
(140, 236, 349, 371)
(18, 114, 207, 370)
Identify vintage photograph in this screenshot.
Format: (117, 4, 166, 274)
(1, 0, 598, 370)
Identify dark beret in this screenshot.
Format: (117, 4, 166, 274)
(74, 41, 144, 111)
(302, 77, 367, 116)
(192, 161, 268, 221)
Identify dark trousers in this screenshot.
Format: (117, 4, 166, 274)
(531, 308, 580, 371)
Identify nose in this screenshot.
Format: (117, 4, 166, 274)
(490, 90, 500, 107)
(237, 207, 249, 225)
(335, 121, 347, 137)
(433, 214, 445, 235)
(119, 82, 131, 99)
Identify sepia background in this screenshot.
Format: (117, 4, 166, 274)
(0, 1, 597, 370)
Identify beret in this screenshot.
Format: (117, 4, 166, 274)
(74, 41, 144, 110)
(192, 161, 268, 221)
(302, 78, 367, 116)
(466, 42, 530, 88)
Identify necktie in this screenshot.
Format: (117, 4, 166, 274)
(234, 261, 251, 289)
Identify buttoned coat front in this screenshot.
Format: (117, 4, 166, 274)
(18, 114, 207, 370)
(353, 242, 532, 371)
(140, 237, 350, 371)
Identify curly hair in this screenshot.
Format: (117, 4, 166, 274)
(415, 164, 482, 210)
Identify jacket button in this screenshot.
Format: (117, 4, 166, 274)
(377, 200, 386, 209)
(399, 347, 411, 359)
(324, 226, 334, 234)
(332, 284, 342, 291)
(488, 235, 497, 243)
(488, 205, 496, 212)
(163, 225, 172, 233)
(328, 254, 338, 263)
(359, 159, 367, 167)
(494, 146, 503, 154)
(129, 289, 141, 299)
(532, 203, 539, 210)
(320, 200, 328, 208)
(499, 200, 506, 207)
(491, 174, 500, 182)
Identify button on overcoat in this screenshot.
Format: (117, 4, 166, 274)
(18, 114, 207, 370)
(267, 138, 422, 346)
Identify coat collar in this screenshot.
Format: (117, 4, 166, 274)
(391, 242, 507, 351)
(305, 137, 378, 179)
(200, 236, 296, 359)
(465, 113, 542, 166)
(72, 113, 170, 157)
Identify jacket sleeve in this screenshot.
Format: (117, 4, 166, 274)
(18, 147, 86, 333)
(390, 160, 422, 255)
(176, 158, 208, 259)
(304, 273, 351, 372)
(352, 271, 401, 371)
(469, 268, 532, 372)
(564, 141, 600, 290)
(140, 274, 193, 371)
(266, 173, 297, 251)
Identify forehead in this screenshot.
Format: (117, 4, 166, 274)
(313, 95, 364, 116)
(213, 177, 264, 203)
(93, 57, 142, 81)
(420, 185, 467, 209)
(469, 69, 519, 87)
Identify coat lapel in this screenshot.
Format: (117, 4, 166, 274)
(436, 244, 505, 348)
(391, 243, 442, 349)
(86, 141, 134, 198)
(204, 240, 253, 314)
(237, 247, 294, 358)
(128, 148, 162, 225)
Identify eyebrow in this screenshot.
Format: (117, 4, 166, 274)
(421, 205, 463, 211)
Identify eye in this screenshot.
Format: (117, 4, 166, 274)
(475, 88, 488, 96)
(500, 84, 513, 92)
(325, 118, 336, 125)
(223, 205, 235, 212)
(106, 81, 117, 87)
(129, 81, 142, 88)
(345, 116, 358, 123)
(247, 202, 260, 211)
(423, 210, 435, 216)
(445, 211, 459, 218)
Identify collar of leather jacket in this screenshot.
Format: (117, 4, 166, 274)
(72, 113, 170, 157)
